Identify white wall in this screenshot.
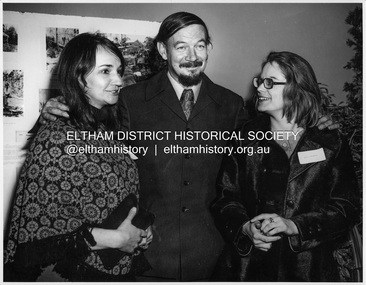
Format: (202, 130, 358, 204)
(4, 2, 361, 102)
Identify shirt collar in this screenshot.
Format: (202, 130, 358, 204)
(167, 71, 201, 103)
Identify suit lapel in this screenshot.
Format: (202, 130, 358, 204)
(189, 75, 222, 121)
(145, 72, 223, 122)
(146, 71, 187, 122)
(160, 86, 187, 122)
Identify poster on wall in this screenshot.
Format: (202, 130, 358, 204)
(3, 69, 24, 117)
(3, 23, 18, 52)
(101, 32, 156, 82)
(45, 29, 158, 85)
(46, 27, 79, 73)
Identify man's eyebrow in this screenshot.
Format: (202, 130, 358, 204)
(173, 39, 207, 46)
(173, 40, 187, 46)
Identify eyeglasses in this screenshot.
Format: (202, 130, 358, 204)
(253, 77, 286, 89)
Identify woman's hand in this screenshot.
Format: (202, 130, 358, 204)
(115, 207, 147, 253)
(138, 226, 153, 250)
(90, 207, 147, 253)
(251, 213, 299, 237)
(242, 220, 281, 252)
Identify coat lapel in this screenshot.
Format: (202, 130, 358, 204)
(189, 74, 222, 121)
(160, 87, 187, 122)
(145, 71, 187, 122)
(288, 137, 320, 182)
(287, 127, 336, 182)
(245, 116, 337, 183)
(145, 72, 223, 122)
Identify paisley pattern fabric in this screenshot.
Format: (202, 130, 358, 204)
(180, 89, 194, 119)
(4, 118, 139, 278)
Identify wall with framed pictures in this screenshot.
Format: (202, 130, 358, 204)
(3, 11, 160, 226)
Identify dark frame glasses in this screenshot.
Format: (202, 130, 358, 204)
(253, 77, 286, 89)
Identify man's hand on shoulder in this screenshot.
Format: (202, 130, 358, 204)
(40, 96, 70, 125)
(317, 115, 340, 131)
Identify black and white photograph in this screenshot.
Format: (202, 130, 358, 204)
(2, 1, 363, 283)
(46, 27, 79, 72)
(3, 23, 18, 52)
(100, 33, 157, 82)
(3, 69, 24, 117)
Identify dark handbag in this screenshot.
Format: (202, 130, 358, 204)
(97, 193, 155, 269)
(333, 224, 362, 282)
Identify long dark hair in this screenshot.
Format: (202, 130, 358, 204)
(56, 32, 125, 131)
(260, 51, 323, 128)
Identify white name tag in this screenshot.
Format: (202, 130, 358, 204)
(298, 148, 326, 164)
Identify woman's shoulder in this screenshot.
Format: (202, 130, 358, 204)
(43, 118, 78, 131)
(32, 118, 77, 145)
(241, 114, 270, 133)
(306, 127, 344, 151)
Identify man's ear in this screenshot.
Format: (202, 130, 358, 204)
(157, 42, 168, 60)
(207, 43, 213, 55)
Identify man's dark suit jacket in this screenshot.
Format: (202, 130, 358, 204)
(119, 70, 247, 281)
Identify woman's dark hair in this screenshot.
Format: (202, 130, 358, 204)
(56, 32, 125, 131)
(260, 51, 323, 128)
(154, 11, 212, 46)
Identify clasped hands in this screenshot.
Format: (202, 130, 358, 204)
(91, 207, 153, 254)
(242, 213, 299, 252)
(116, 207, 153, 253)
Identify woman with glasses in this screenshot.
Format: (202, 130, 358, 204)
(212, 51, 359, 281)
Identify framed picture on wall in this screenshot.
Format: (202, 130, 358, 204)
(3, 23, 18, 52)
(3, 69, 24, 117)
(46, 27, 79, 73)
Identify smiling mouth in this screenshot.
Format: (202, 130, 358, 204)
(185, 67, 199, 73)
(107, 90, 120, 95)
(258, 96, 270, 102)
(179, 61, 203, 68)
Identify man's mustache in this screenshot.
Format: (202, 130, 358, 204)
(179, 61, 203, 68)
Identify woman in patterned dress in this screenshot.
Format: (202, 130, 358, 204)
(4, 33, 152, 281)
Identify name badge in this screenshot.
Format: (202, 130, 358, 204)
(298, 148, 326, 164)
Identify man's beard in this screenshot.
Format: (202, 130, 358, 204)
(178, 72, 203, 87)
(177, 60, 204, 87)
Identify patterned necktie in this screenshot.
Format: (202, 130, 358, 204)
(180, 89, 194, 119)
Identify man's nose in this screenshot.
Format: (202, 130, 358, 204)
(185, 47, 197, 61)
